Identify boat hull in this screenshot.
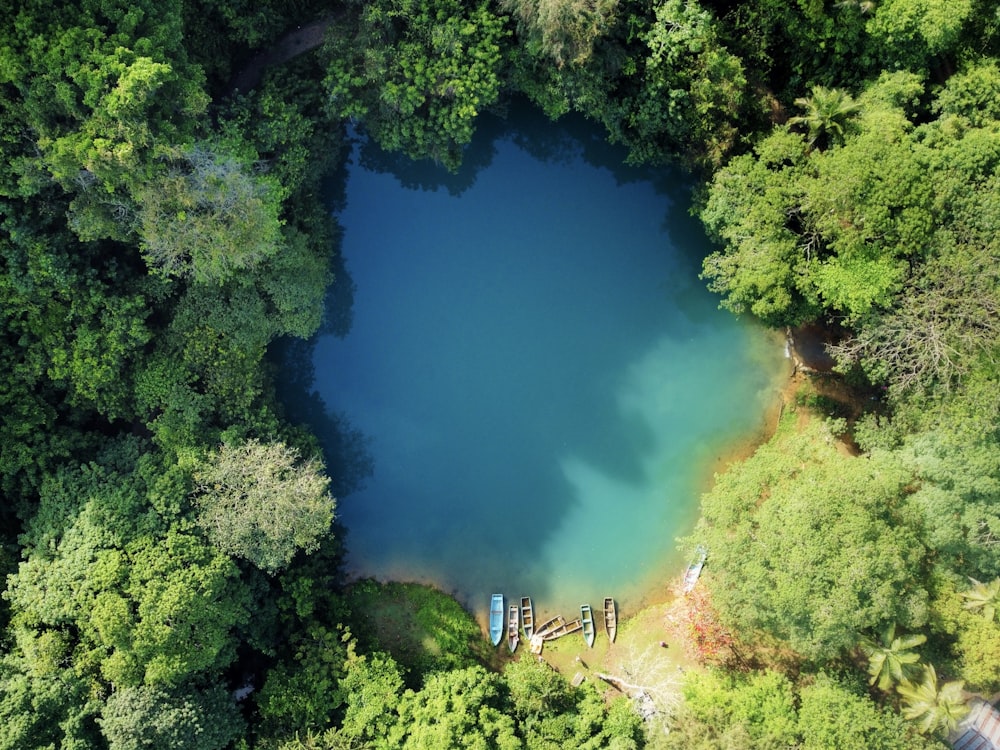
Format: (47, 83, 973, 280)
(520, 597, 534, 640)
(489, 594, 504, 646)
(604, 597, 617, 643)
(508, 604, 520, 653)
(581, 604, 596, 648)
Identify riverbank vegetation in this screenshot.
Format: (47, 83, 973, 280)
(2, 0, 999, 747)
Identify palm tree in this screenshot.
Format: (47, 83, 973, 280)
(787, 86, 862, 151)
(897, 664, 969, 736)
(859, 623, 926, 691)
(961, 577, 1000, 621)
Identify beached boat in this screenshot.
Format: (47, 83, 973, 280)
(489, 594, 504, 646)
(682, 545, 708, 593)
(534, 614, 563, 638)
(529, 633, 545, 655)
(543, 617, 582, 641)
(508, 604, 520, 653)
(581, 604, 596, 648)
(604, 597, 617, 643)
(520, 597, 534, 640)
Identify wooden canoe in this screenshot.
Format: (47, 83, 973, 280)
(534, 614, 563, 638)
(581, 604, 596, 648)
(508, 604, 520, 653)
(544, 617, 582, 641)
(520, 596, 534, 640)
(604, 597, 617, 643)
(489, 594, 504, 646)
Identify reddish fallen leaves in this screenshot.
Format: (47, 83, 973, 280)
(665, 585, 737, 668)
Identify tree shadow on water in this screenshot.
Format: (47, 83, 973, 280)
(272, 336, 374, 500)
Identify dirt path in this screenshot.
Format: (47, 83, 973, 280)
(227, 15, 340, 95)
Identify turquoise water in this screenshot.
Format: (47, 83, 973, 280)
(284, 104, 786, 620)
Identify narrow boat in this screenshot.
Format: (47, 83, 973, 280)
(581, 604, 596, 648)
(520, 597, 534, 640)
(534, 614, 563, 638)
(682, 545, 708, 593)
(489, 594, 504, 646)
(543, 617, 582, 641)
(508, 604, 520, 653)
(604, 597, 617, 643)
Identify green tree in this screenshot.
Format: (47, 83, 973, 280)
(866, 0, 973, 72)
(798, 674, 947, 750)
(99, 683, 244, 750)
(5, 449, 251, 690)
(961, 577, 1000, 622)
(787, 86, 862, 150)
(897, 664, 969, 736)
(336, 651, 406, 745)
(135, 143, 285, 283)
(662, 670, 798, 750)
(192, 439, 334, 575)
(692, 418, 929, 662)
(701, 72, 935, 324)
(388, 666, 521, 750)
(859, 623, 927, 690)
(617, 0, 746, 167)
(321, 0, 509, 170)
(500, 0, 618, 66)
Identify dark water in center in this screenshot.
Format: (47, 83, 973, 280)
(280, 103, 787, 621)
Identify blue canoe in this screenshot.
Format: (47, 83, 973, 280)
(489, 594, 504, 646)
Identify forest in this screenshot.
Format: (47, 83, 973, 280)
(1, 0, 999, 747)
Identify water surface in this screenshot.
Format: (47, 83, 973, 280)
(286, 105, 786, 620)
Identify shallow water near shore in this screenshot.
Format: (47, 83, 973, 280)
(281, 102, 787, 622)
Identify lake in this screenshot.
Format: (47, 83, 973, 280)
(279, 102, 787, 622)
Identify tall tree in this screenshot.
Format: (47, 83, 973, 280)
(787, 86, 862, 150)
(321, 0, 509, 170)
(897, 665, 969, 736)
(961, 577, 1000, 622)
(859, 623, 927, 691)
(691, 419, 929, 662)
(192, 439, 335, 575)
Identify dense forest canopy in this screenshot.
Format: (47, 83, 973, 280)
(1, 0, 1000, 747)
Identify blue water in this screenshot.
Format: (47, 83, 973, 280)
(283, 104, 786, 620)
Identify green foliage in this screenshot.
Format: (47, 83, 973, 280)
(692, 418, 929, 662)
(615, 0, 747, 167)
(336, 650, 407, 744)
(797, 673, 946, 750)
(661, 669, 798, 749)
(389, 666, 521, 749)
(500, 0, 618, 66)
(699, 128, 814, 325)
(701, 72, 947, 325)
(322, 0, 509, 170)
(136, 143, 285, 283)
(859, 623, 927, 690)
(343, 581, 492, 680)
(866, 0, 973, 72)
(961, 577, 1000, 622)
(662, 669, 947, 749)
(930, 578, 1000, 692)
(192, 439, 334, 575)
(4, 447, 251, 691)
(897, 664, 969, 736)
(787, 86, 862, 150)
(99, 683, 244, 750)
